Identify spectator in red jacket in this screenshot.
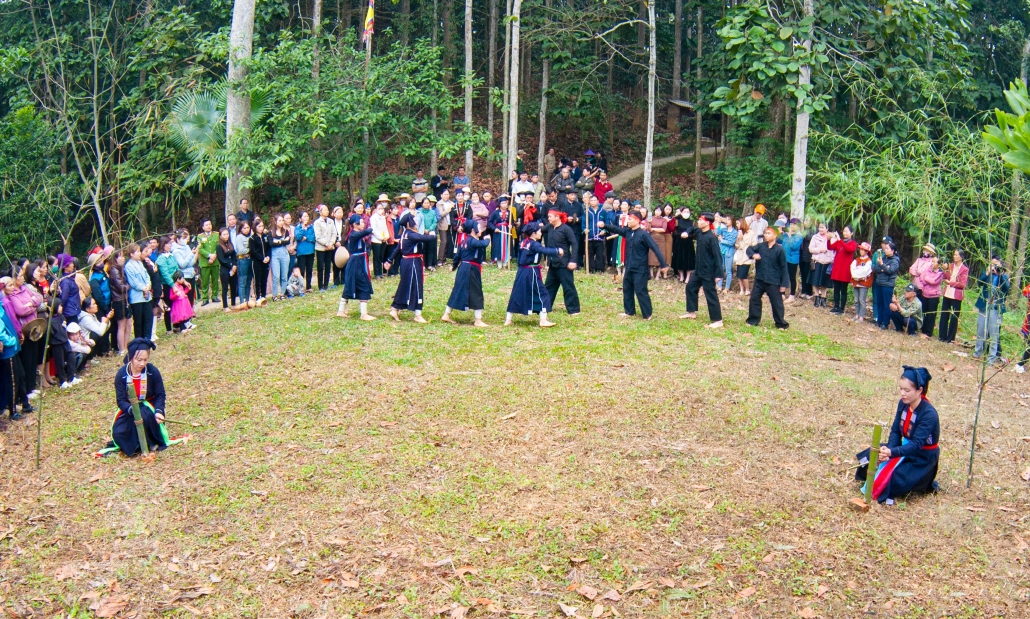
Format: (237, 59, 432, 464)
(828, 226, 857, 315)
(592, 171, 613, 204)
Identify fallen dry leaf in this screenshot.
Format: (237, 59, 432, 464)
(454, 565, 478, 577)
(209, 573, 221, 583)
(1022, 467, 1030, 482)
(577, 585, 599, 600)
(658, 577, 676, 588)
(817, 585, 829, 598)
(798, 607, 816, 618)
(624, 580, 654, 594)
(736, 586, 756, 599)
(55, 564, 79, 581)
(340, 579, 360, 588)
(498, 412, 517, 421)
(88, 471, 107, 483)
(600, 589, 621, 602)
(966, 505, 986, 513)
(761, 553, 775, 564)
(91, 595, 129, 618)
(592, 604, 604, 618)
(558, 602, 579, 617)
(449, 605, 468, 619)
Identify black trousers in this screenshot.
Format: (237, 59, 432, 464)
(606, 238, 616, 265)
(220, 266, 234, 308)
(787, 262, 798, 296)
(387, 245, 401, 275)
(832, 280, 849, 312)
(747, 279, 789, 328)
(890, 312, 919, 334)
(130, 301, 152, 339)
(425, 238, 438, 268)
(685, 276, 723, 322)
(372, 243, 386, 278)
(920, 295, 939, 337)
(938, 297, 961, 343)
(254, 260, 269, 298)
(0, 358, 13, 415)
(800, 260, 813, 295)
(622, 268, 654, 318)
(51, 344, 74, 384)
(162, 288, 173, 332)
(18, 340, 38, 396)
(316, 250, 334, 290)
(587, 239, 606, 273)
(545, 265, 581, 314)
(298, 253, 314, 290)
(333, 260, 344, 286)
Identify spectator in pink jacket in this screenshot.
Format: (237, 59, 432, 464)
(909, 243, 944, 338)
(938, 249, 969, 344)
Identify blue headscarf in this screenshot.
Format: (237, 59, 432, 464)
(901, 365, 932, 394)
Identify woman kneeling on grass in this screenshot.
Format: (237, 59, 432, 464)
(96, 338, 189, 458)
(855, 366, 940, 504)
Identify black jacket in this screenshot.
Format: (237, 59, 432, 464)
(694, 229, 723, 280)
(746, 242, 790, 288)
(250, 232, 271, 264)
(542, 223, 579, 268)
(604, 222, 667, 271)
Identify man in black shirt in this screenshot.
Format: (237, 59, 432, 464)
(745, 227, 790, 328)
(598, 210, 668, 319)
(683, 212, 724, 328)
(542, 209, 580, 315)
(560, 189, 585, 265)
(430, 165, 449, 200)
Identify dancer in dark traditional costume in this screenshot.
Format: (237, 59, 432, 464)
(855, 366, 940, 503)
(337, 214, 377, 320)
(95, 338, 190, 458)
(384, 213, 437, 323)
(442, 220, 491, 327)
(597, 210, 668, 319)
(505, 222, 562, 328)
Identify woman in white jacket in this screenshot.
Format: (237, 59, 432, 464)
(369, 202, 390, 279)
(850, 241, 874, 322)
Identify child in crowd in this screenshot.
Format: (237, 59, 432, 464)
(286, 267, 306, 298)
(66, 322, 93, 371)
(168, 270, 196, 331)
(49, 304, 79, 389)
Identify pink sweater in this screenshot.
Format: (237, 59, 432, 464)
(5, 284, 43, 334)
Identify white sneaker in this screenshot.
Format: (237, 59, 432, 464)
(71, 377, 83, 385)
(59, 382, 72, 389)
(1016, 365, 1026, 374)
(27, 391, 39, 400)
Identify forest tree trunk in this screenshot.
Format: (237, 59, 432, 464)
(506, 0, 523, 175)
(667, 0, 682, 131)
(464, 0, 474, 175)
(225, 0, 256, 219)
(642, 0, 656, 213)
(789, 0, 814, 221)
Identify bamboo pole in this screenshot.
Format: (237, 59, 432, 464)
(125, 375, 150, 457)
(864, 424, 882, 504)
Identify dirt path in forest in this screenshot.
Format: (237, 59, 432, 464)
(609, 145, 720, 190)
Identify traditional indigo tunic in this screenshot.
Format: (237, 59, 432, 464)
(506, 240, 559, 315)
(110, 364, 169, 456)
(342, 228, 375, 301)
(447, 237, 491, 311)
(388, 229, 437, 311)
(856, 397, 940, 502)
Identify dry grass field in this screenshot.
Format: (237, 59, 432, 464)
(0, 269, 1026, 618)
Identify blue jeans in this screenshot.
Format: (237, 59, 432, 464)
(721, 252, 734, 291)
(271, 247, 290, 296)
(237, 257, 252, 302)
(975, 309, 1002, 362)
(874, 285, 894, 328)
